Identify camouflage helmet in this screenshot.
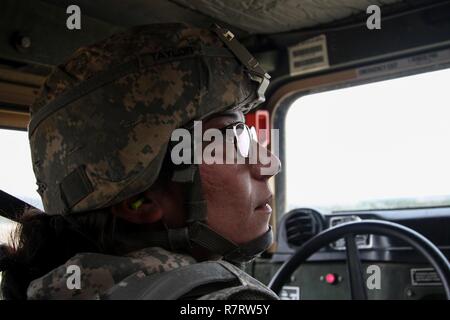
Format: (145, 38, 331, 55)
(29, 23, 270, 215)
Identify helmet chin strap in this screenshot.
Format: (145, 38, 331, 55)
(159, 164, 273, 264)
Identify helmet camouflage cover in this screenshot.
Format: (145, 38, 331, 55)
(29, 23, 269, 215)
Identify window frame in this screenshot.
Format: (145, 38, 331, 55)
(271, 46, 450, 223)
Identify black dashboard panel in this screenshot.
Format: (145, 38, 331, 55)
(250, 260, 446, 300)
(259, 206, 450, 299)
(273, 206, 450, 264)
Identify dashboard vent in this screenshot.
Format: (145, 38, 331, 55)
(285, 209, 323, 248)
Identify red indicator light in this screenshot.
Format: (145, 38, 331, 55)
(325, 273, 337, 284)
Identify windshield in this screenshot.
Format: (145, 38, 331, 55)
(286, 67, 450, 212)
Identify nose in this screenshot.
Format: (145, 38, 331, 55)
(250, 142, 281, 179)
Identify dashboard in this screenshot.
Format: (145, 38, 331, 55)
(249, 207, 450, 299)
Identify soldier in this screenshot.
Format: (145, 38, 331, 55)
(0, 23, 281, 300)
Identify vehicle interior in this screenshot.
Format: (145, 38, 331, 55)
(1, 0, 450, 300)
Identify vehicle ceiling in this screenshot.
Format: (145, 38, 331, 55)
(41, 0, 437, 37)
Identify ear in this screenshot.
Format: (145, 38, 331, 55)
(111, 193, 163, 224)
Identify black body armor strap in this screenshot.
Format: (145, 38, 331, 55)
(103, 260, 278, 300)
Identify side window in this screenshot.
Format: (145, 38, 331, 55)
(0, 129, 35, 296)
(0, 216, 17, 244)
(0, 129, 43, 210)
(0, 216, 18, 295)
(285, 67, 450, 212)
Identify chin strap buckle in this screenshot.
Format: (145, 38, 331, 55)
(211, 23, 271, 108)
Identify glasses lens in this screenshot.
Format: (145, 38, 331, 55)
(233, 123, 252, 158)
(234, 123, 249, 158)
(249, 126, 258, 143)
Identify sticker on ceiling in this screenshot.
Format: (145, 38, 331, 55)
(288, 34, 330, 76)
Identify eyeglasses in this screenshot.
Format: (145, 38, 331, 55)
(221, 122, 258, 158)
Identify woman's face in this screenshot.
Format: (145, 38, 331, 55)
(197, 111, 281, 245)
(124, 110, 281, 248)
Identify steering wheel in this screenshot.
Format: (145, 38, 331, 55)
(269, 220, 450, 300)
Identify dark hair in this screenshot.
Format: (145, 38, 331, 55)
(0, 208, 120, 300)
(0, 154, 176, 300)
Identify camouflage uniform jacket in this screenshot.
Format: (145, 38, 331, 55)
(26, 247, 279, 300)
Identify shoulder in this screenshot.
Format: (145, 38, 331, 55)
(27, 247, 196, 300)
(103, 259, 279, 300)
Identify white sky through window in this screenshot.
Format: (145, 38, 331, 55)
(286, 67, 450, 211)
(0, 129, 43, 210)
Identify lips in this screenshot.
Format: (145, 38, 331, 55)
(255, 195, 273, 214)
(255, 203, 272, 214)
